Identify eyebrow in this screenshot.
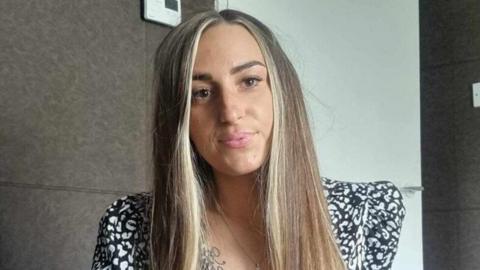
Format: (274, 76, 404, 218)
(192, 60, 266, 81)
(230, 60, 266, 74)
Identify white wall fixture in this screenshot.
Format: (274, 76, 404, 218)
(215, 0, 229, 11)
(143, 0, 182, 27)
(473, 82, 480, 108)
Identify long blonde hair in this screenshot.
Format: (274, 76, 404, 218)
(150, 9, 346, 270)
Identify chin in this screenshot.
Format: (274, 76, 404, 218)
(215, 162, 263, 178)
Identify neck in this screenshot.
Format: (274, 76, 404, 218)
(212, 171, 263, 229)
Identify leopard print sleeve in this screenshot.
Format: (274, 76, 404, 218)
(91, 193, 151, 270)
(322, 177, 406, 270)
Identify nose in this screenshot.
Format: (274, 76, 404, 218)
(218, 87, 245, 124)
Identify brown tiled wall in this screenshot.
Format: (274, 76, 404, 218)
(421, 0, 480, 269)
(0, 0, 213, 269)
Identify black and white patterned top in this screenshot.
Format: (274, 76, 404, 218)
(91, 178, 406, 270)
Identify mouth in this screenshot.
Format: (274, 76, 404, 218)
(219, 131, 256, 149)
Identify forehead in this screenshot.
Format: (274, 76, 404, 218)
(193, 23, 265, 69)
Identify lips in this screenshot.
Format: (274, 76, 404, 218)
(219, 131, 255, 148)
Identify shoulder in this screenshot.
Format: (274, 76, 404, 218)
(321, 177, 406, 269)
(100, 192, 152, 225)
(91, 192, 152, 270)
(96, 192, 152, 241)
(322, 177, 405, 215)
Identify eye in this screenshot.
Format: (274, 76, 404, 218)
(242, 77, 262, 88)
(191, 88, 212, 102)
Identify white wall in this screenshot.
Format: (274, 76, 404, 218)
(218, 0, 422, 269)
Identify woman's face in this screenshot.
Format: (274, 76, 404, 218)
(189, 23, 273, 178)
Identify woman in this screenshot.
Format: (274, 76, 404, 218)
(92, 9, 405, 270)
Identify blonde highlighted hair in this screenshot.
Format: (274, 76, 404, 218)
(150, 9, 346, 270)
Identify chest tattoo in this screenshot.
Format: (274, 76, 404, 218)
(200, 245, 227, 270)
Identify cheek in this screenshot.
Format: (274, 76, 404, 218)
(256, 92, 274, 136)
(189, 109, 215, 149)
(189, 116, 204, 145)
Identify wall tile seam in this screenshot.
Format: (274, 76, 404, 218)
(421, 56, 480, 71)
(424, 208, 480, 213)
(452, 82, 462, 213)
(0, 181, 135, 196)
(143, 16, 151, 198)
